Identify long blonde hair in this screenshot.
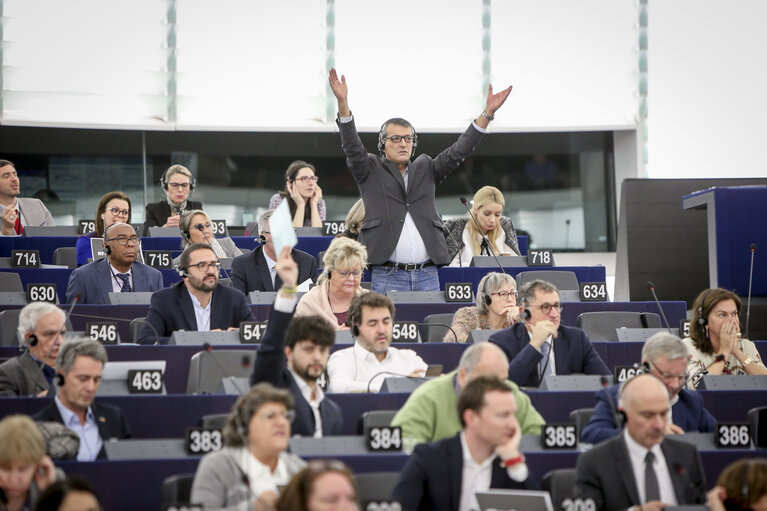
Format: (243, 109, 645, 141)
(466, 186, 505, 256)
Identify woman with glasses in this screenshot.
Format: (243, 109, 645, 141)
(444, 186, 520, 267)
(144, 165, 203, 232)
(75, 191, 131, 266)
(445, 272, 521, 343)
(276, 460, 358, 511)
(191, 383, 306, 511)
(685, 288, 766, 389)
(269, 161, 325, 228)
(295, 237, 368, 330)
(173, 209, 243, 267)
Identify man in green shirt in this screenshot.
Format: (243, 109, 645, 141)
(391, 342, 544, 443)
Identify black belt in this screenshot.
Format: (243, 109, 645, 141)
(382, 261, 435, 271)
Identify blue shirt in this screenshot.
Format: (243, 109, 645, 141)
(54, 396, 103, 461)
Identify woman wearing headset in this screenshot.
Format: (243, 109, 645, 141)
(276, 460, 358, 511)
(144, 165, 203, 231)
(173, 209, 243, 267)
(75, 191, 131, 266)
(685, 288, 766, 389)
(191, 383, 306, 511)
(706, 458, 767, 511)
(445, 272, 521, 343)
(444, 185, 520, 267)
(269, 161, 325, 228)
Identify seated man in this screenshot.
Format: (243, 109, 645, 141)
(250, 246, 343, 437)
(0, 159, 54, 236)
(574, 374, 707, 509)
(326, 292, 427, 393)
(392, 375, 532, 511)
(581, 332, 716, 444)
(231, 209, 317, 294)
(138, 243, 255, 344)
(0, 302, 66, 396)
(65, 222, 164, 304)
(34, 339, 132, 461)
(489, 279, 609, 387)
(391, 342, 544, 444)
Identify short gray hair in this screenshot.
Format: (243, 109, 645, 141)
(56, 339, 108, 375)
(258, 209, 274, 234)
(641, 331, 689, 363)
(18, 302, 65, 337)
(476, 272, 516, 315)
(518, 279, 558, 307)
(458, 343, 508, 376)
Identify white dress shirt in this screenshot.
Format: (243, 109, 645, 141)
(326, 341, 428, 393)
(55, 396, 102, 461)
(189, 293, 212, 332)
(623, 429, 677, 505)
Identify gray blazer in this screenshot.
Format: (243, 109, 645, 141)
(1, 198, 55, 236)
(0, 350, 54, 396)
(191, 447, 306, 511)
(444, 216, 520, 261)
(337, 118, 485, 265)
(65, 258, 164, 304)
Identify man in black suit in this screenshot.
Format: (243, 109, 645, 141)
(250, 246, 342, 437)
(138, 243, 255, 344)
(34, 339, 132, 461)
(489, 279, 609, 387)
(392, 374, 531, 511)
(231, 209, 317, 294)
(574, 374, 707, 510)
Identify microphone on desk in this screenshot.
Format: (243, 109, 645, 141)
(688, 353, 725, 390)
(459, 197, 507, 274)
(68, 312, 163, 345)
(197, 224, 232, 280)
(745, 243, 756, 339)
(646, 281, 672, 333)
(199, 342, 248, 396)
(29, 296, 79, 396)
(410, 322, 459, 343)
(366, 370, 427, 393)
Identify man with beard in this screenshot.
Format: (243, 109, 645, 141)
(138, 243, 254, 344)
(250, 246, 342, 437)
(0, 159, 54, 236)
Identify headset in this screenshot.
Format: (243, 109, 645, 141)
(176, 266, 189, 278)
(55, 373, 65, 386)
(258, 234, 267, 245)
(27, 334, 39, 347)
(377, 118, 418, 158)
(740, 460, 753, 507)
(234, 402, 248, 442)
(697, 289, 713, 332)
(160, 166, 196, 192)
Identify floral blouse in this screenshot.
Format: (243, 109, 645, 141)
(445, 306, 513, 343)
(682, 336, 764, 389)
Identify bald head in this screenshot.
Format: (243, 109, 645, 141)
(458, 343, 509, 388)
(620, 374, 671, 448)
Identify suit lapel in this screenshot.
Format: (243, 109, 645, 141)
(615, 435, 641, 504)
(21, 352, 50, 392)
(383, 159, 407, 194)
(132, 264, 146, 292)
(255, 249, 275, 292)
(446, 436, 464, 510)
(98, 259, 114, 301)
(178, 285, 198, 330)
(661, 441, 687, 503)
(210, 287, 228, 330)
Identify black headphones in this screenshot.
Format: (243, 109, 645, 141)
(160, 167, 196, 192)
(176, 266, 189, 278)
(181, 230, 191, 241)
(104, 245, 111, 255)
(377, 119, 418, 158)
(522, 309, 532, 320)
(27, 334, 38, 347)
(483, 294, 492, 307)
(741, 460, 753, 506)
(55, 373, 65, 386)
(234, 404, 248, 441)
(697, 289, 713, 332)
(258, 234, 267, 245)
(352, 325, 359, 337)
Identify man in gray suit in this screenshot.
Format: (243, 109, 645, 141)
(0, 159, 55, 236)
(328, 69, 512, 293)
(0, 302, 66, 396)
(65, 222, 164, 304)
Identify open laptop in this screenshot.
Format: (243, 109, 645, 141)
(476, 489, 554, 511)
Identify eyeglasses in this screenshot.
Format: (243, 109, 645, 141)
(651, 362, 689, 384)
(383, 135, 416, 144)
(105, 236, 140, 246)
(258, 409, 296, 423)
(530, 302, 563, 314)
(107, 207, 130, 218)
(491, 291, 518, 300)
(335, 269, 363, 278)
(292, 175, 319, 184)
(194, 223, 212, 231)
(187, 261, 221, 272)
(168, 182, 190, 190)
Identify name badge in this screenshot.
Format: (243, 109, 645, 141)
(392, 321, 419, 342)
(527, 249, 554, 267)
(185, 427, 223, 455)
(127, 369, 164, 394)
(240, 321, 268, 343)
(541, 424, 578, 449)
(445, 282, 473, 302)
(26, 284, 56, 303)
(12, 249, 40, 268)
(87, 322, 120, 345)
(366, 426, 402, 452)
(715, 423, 751, 448)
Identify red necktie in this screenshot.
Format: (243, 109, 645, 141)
(14, 210, 22, 235)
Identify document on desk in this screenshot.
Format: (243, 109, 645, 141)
(270, 200, 298, 256)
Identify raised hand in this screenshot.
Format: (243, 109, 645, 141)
(275, 245, 299, 289)
(328, 68, 348, 101)
(485, 83, 513, 115)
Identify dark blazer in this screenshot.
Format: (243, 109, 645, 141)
(489, 323, 610, 387)
(34, 400, 133, 459)
(230, 245, 318, 294)
(337, 118, 485, 266)
(574, 434, 706, 510)
(250, 307, 343, 437)
(65, 258, 164, 305)
(138, 282, 255, 345)
(392, 434, 530, 511)
(143, 199, 203, 232)
(0, 351, 54, 397)
(581, 384, 717, 444)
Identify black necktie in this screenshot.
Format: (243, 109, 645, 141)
(644, 451, 660, 502)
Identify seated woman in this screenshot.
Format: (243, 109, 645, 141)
(685, 287, 767, 389)
(75, 191, 131, 266)
(276, 460, 358, 511)
(191, 383, 306, 510)
(173, 209, 243, 267)
(269, 161, 325, 228)
(295, 237, 368, 330)
(0, 415, 58, 511)
(335, 198, 364, 241)
(35, 476, 102, 511)
(444, 185, 520, 267)
(144, 164, 202, 231)
(445, 272, 521, 343)
(706, 458, 767, 511)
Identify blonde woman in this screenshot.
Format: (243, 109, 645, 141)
(445, 186, 519, 267)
